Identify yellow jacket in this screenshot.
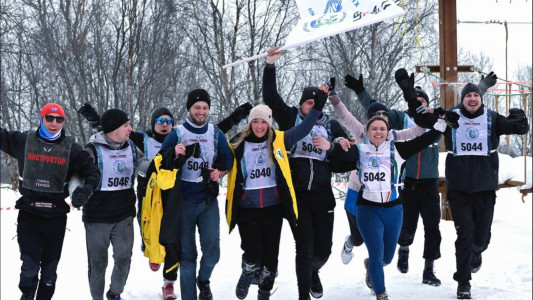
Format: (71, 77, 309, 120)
(141, 154, 177, 264)
(226, 130, 298, 232)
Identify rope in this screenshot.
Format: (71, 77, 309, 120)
(414, 0, 421, 48)
(396, 0, 407, 37)
(418, 66, 533, 93)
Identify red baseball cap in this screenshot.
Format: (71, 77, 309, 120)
(41, 103, 65, 119)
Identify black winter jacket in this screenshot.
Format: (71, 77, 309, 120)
(443, 104, 528, 193)
(262, 64, 349, 191)
(1, 128, 100, 217)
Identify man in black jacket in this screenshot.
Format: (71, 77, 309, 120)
(400, 73, 529, 299)
(262, 47, 349, 300)
(444, 82, 528, 299)
(1, 103, 100, 300)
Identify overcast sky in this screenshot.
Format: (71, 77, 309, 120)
(456, 0, 532, 79)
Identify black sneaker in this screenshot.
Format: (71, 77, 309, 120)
(236, 272, 253, 299)
(310, 270, 323, 298)
(471, 251, 482, 273)
(457, 281, 471, 299)
(197, 279, 213, 300)
(364, 258, 373, 291)
(397, 249, 409, 273)
(422, 269, 441, 286)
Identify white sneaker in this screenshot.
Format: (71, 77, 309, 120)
(341, 236, 354, 265)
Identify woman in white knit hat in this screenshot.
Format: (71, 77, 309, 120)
(225, 86, 330, 300)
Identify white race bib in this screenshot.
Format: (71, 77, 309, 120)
(453, 109, 490, 156)
(177, 124, 216, 182)
(243, 141, 277, 190)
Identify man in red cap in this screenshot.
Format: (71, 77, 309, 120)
(1, 103, 100, 300)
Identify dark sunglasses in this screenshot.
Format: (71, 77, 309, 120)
(156, 117, 173, 125)
(44, 115, 65, 123)
(372, 111, 389, 117)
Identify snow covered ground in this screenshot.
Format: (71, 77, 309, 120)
(1, 182, 531, 300)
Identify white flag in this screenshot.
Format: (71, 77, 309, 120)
(282, 0, 405, 50)
(222, 0, 405, 68)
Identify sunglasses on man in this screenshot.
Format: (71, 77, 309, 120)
(372, 111, 389, 117)
(44, 115, 65, 123)
(155, 117, 174, 125)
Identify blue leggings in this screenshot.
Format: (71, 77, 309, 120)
(356, 204, 403, 294)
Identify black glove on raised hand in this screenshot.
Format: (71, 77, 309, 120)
(395, 68, 416, 102)
(328, 77, 337, 95)
(229, 103, 253, 124)
(478, 71, 497, 96)
(312, 89, 329, 111)
(508, 108, 529, 134)
(78, 103, 101, 129)
(71, 185, 93, 208)
(344, 74, 364, 94)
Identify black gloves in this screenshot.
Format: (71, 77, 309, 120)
(173, 142, 202, 168)
(444, 110, 460, 129)
(71, 185, 93, 208)
(433, 107, 460, 129)
(201, 167, 220, 198)
(312, 89, 329, 111)
(328, 77, 337, 95)
(78, 103, 101, 130)
(185, 142, 202, 158)
(508, 108, 529, 134)
(344, 74, 364, 94)
(395, 68, 417, 105)
(229, 102, 253, 124)
(478, 71, 497, 96)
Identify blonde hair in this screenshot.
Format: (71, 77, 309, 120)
(232, 123, 275, 166)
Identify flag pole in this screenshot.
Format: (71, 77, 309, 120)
(222, 52, 269, 69)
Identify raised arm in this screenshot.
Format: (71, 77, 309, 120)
(284, 87, 329, 147)
(217, 103, 253, 134)
(329, 95, 365, 143)
(344, 74, 375, 109)
(262, 47, 295, 125)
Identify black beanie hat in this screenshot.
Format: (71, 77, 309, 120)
(300, 87, 320, 105)
(415, 86, 429, 104)
(101, 108, 130, 133)
(151, 107, 173, 130)
(187, 89, 211, 111)
(461, 83, 482, 103)
(366, 102, 389, 119)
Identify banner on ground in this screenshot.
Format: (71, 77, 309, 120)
(223, 0, 405, 68)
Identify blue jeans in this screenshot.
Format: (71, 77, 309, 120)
(180, 196, 220, 300)
(357, 204, 403, 294)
